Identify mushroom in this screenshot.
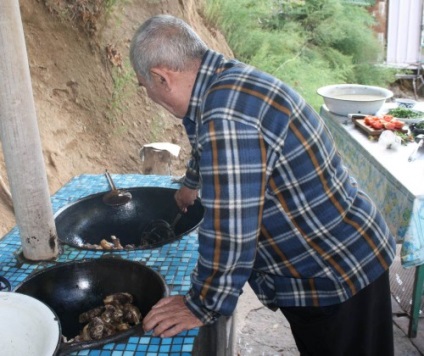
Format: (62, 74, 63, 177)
(122, 303, 142, 325)
(101, 304, 123, 324)
(88, 317, 105, 340)
(103, 292, 133, 306)
(79, 306, 105, 323)
(69, 292, 142, 343)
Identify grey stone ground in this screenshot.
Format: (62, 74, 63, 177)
(234, 284, 424, 356)
(235, 285, 299, 356)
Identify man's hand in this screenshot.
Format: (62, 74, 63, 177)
(143, 295, 203, 337)
(175, 186, 198, 212)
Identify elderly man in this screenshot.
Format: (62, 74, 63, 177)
(130, 15, 395, 355)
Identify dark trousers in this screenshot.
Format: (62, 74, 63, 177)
(280, 271, 394, 356)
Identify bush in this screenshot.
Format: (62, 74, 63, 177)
(205, 0, 396, 110)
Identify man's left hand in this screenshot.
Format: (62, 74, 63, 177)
(143, 295, 204, 337)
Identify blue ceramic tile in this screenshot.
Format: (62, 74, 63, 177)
(148, 345, 160, 352)
(0, 174, 201, 355)
(182, 344, 193, 352)
(123, 351, 135, 356)
(125, 344, 136, 351)
(150, 338, 161, 345)
(111, 352, 123, 356)
(136, 344, 148, 352)
(171, 344, 182, 352)
(128, 337, 140, 344)
(172, 337, 183, 345)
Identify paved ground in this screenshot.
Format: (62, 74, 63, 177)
(234, 274, 424, 356)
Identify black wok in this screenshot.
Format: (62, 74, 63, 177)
(54, 187, 204, 250)
(14, 258, 168, 355)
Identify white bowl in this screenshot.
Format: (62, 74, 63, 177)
(0, 292, 61, 355)
(317, 84, 393, 116)
(395, 98, 417, 109)
(392, 112, 424, 124)
(396, 117, 424, 124)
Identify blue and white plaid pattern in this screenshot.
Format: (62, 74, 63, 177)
(182, 50, 396, 324)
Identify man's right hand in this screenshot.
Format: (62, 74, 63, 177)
(175, 186, 198, 212)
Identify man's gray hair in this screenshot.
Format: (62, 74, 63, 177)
(130, 15, 208, 81)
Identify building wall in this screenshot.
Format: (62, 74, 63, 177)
(386, 0, 423, 67)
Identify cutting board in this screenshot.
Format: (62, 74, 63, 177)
(353, 119, 384, 136)
(352, 116, 408, 137)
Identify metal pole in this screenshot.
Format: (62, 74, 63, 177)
(0, 0, 59, 260)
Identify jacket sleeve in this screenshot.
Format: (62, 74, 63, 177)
(184, 118, 267, 324)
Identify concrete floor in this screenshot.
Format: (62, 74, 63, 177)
(234, 284, 424, 356)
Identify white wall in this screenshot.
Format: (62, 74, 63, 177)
(386, 0, 423, 67)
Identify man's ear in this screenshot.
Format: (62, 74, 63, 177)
(150, 67, 173, 91)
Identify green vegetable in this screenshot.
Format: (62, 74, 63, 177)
(394, 130, 414, 145)
(387, 108, 424, 118)
(414, 121, 424, 129)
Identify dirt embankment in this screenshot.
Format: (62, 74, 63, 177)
(0, 0, 232, 236)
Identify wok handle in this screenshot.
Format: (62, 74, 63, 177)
(0, 276, 11, 291)
(104, 169, 117, 190)
(170, 211, 183, 229)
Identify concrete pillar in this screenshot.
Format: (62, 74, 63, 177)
(0, 0, 59, 260)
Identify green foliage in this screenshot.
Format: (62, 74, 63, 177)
(105, 0, 120, 9)
(205, 0, 396, 110)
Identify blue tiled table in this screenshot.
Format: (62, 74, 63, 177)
(0, 174, 201, 355)
(320, 105, 424, 337)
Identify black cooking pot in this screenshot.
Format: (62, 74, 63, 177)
(54, 187, 204, 250)
(14, 258, 168, 355)
(410, 120, 424, 136)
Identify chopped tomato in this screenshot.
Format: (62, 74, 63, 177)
(371, 121, 384, 130)
(364, 116, 373, 125)
(382, 115, 394, 122)
(393, 120, 404, 130)
(384, 122, 396, 130)
(361, 114, 405, 132)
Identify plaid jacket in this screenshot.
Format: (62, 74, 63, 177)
(182, 50, 396, 324)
